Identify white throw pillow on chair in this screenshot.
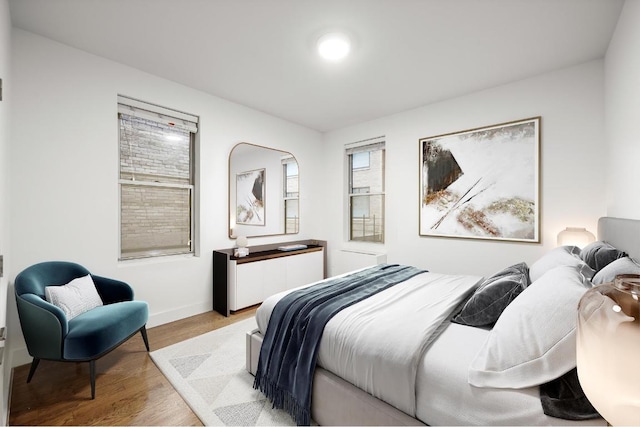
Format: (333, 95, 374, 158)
(45, 274, 104, 319)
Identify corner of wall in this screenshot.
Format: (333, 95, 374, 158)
(0, 0, 11, 423)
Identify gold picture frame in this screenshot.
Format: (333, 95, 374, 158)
(419, 117, 540, 242)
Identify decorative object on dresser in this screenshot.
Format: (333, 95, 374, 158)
(212, 239, 326, 316)
(277, 244, 307, 251)
(419, 117, 540, 243)
(234, 235, 249, 257)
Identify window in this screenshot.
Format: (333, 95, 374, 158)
(351, 186, 371, 218)
(118, 96, 198, 260)
(283, 158, 299, 233)
(351, 152, 370, 170)
(347, 139, 385, 242)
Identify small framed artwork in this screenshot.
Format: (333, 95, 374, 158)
(236, 168, 266, 225)
(419, 117, 540, 242)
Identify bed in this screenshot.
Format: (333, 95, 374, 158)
(246, 217, 639, 425)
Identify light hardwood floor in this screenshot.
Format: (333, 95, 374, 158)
(8, 307, 257, 426)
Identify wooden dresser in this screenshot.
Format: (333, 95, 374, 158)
(213, 239, 327, 316)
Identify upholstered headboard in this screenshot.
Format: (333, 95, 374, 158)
(598, 217, 640, 261)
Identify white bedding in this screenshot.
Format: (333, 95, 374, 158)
(417, 322, 605, 426)
(256, 270, 482, 417)
(256, 266, 608, 426)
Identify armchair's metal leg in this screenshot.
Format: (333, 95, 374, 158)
(90, 360, 96, 399)
(140, 326, 150, 352)
(26, 358, 40, 383)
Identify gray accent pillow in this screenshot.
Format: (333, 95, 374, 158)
(580, 241, 626, 272)
(452, 262, 530, 327)
(592, 256, 640, 285)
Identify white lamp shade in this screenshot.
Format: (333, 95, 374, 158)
(236, 236, 248, 248)
(557, 227, 595, 248)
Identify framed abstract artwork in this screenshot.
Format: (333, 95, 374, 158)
(236, 168, 266, 225)
(419, 117, 540, 242)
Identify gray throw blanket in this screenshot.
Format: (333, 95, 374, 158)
(253, 264, 426, 425)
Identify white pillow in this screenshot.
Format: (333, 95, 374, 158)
(592, 256, 640, 285)
(468, 265, 590, 389)
(45, 274, 104, 320)
(529, 245, 593, 282)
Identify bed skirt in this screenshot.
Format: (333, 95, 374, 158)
(246, 328, 424, 426)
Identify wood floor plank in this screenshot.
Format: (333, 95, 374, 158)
(9, 308, 256, 426)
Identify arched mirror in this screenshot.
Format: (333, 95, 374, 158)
(229, 142, 299, 238)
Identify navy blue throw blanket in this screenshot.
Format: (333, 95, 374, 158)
(253, 264, 426, 425)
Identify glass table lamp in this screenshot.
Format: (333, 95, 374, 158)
(234, 235, 249, 257)
(557, 227, 595, 248)
(577, 274, 640, 425)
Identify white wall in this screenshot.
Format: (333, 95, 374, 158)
(7, 29, 323, 367)
(322, 61, 607, 277)
(604, 0, 640, 219)
(0, 0, 10, 421)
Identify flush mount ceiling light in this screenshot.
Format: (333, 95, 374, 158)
(317, 32, 351, 62)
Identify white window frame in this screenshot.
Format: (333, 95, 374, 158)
(346, 137, 385, 243)
(282, 156, 299, 234)
(117, 95, 199, 260)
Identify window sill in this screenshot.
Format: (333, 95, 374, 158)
(118, 252, 197, 267)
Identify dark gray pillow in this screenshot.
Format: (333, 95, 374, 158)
(579, 241, 626, 272)
(452, 262, 530, 327)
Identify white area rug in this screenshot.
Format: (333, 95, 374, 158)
(150, 318, 295, 426)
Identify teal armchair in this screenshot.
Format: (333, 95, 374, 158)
(14, 261, 149, 399)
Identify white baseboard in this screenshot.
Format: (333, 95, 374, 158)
(9, 347, 30, 370)
(147, 300, 213, 328)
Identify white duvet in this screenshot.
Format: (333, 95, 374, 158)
(256, 270, 482, 417)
